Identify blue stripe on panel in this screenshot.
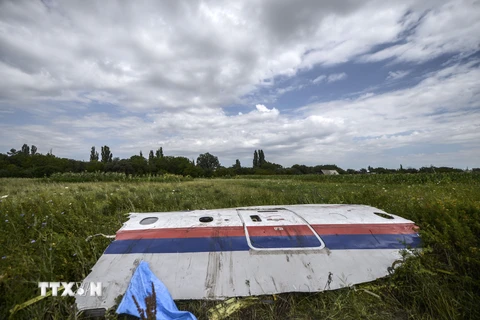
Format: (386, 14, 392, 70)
(249, 235, 322, 248)
(321, 233, 421, 250)
(104, 236, 249, 254)
(104, 234, 421, 254)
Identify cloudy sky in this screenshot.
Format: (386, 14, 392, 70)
(1, 0, 479, 169)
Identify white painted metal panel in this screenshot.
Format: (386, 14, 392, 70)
(76, 204, 420, 314)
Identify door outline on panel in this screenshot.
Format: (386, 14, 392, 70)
(237, 208, 325, 251)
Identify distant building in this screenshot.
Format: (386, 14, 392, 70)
(320, 169, 339, 175)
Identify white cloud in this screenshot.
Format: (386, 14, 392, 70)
(312, 73, 347, 84)
(301, 60, 480, 166)
(0, 0, 479, 169)
(1, 0, 476, 112)
(275, 84, 305, 95)
(255, 104, 278, 115)
(387, 70, 410, 80)
(1, 103, 340, 164)
(327, 73, 347, 83)
(312, 75, 327, 84)
(361, 0, 480, 63)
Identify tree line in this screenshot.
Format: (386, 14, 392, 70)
(0, 144, 474, 178)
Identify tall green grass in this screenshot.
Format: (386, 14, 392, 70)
(46, 172, 193, 183)
(0, 175, 479, 319)
(240, 172, 480, 184)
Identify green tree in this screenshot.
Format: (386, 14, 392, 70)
(258, 149, 265, 167)
(21, 144, 30, 156)
(148, 150, 154, 163)
(253, 150, 258, 167)
(234, 159, 241, 169)
(147, 150, 156, 173)
(90, 146, 99, 162)
(197, 153, 220, 171)
(157, 156, 197, 176)
(155, 147, 163, 158)
(31, 145, 37, 156)
(130, 155, 148, 175)
(86, 160, 104, 172)
(101, 146, 113, 163)
(292, 164, 309, 174)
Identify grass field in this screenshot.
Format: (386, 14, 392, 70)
(0, 173, 479, 319)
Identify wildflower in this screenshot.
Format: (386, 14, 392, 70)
(41, 222, 47, 228)
(20, 214, 25, 217)
(73, 253, 77, 257)
(5, 219, 8, 223)
(65, 187, 69, 189)
(1, 256, 6, 259)
(30, 240, 36, 244)
(1, 195, 8, 199)
(61, 212, 65, 215)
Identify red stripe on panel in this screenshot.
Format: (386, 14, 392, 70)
(116, 226, 245, 240)
(312, 223, 418, 235)
(247, 225, 314, 237)
(116, 223, 419, 240)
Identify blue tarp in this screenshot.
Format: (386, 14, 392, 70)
(116, 261, 197, 320)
